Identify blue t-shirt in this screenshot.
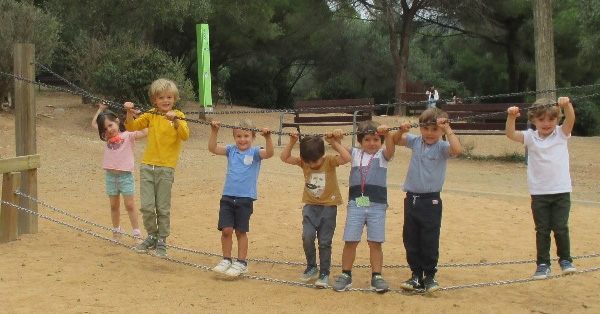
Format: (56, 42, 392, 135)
(402, 133, 450, 193)
(222, 145, 262, 200)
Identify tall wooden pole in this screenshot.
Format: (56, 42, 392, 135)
(533, 0, 556, 100)
(14, 43, 38, 234)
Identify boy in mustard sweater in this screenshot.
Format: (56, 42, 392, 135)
(124, 78, 189, 258)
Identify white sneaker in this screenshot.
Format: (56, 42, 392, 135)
(213, 259, 232, 274)
(225, 261, 248, 277)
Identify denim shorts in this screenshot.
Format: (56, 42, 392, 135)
(105, 171, 135, 196)
(342, 200, 387, 242)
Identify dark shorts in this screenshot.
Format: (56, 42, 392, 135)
(218, 195, 254, 232)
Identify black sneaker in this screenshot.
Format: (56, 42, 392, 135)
(399, 273, 424, 291)
(423, 276, 440, 293)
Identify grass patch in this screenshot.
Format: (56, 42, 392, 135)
(458, 151, 526, 163)
(458, 140, 526, 163)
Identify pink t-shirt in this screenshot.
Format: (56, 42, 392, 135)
(102, 131, 138, 172)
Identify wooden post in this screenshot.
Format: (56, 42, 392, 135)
(533, 0, 556, 100)
(14, 43, 38, 234)
(1, 172, 21, 243)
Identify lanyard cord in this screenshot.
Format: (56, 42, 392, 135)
(359, 151, 375, 195)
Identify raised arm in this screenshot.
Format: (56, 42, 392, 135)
(393, 121, 411, 147)
(505, 106, 524, 143)
(558, 97, 575, 136)
(91, 102, 108, 129)
(326, 129, 351, 165)
(134, 128, 148, 140)
(259, 127, 275, 159)
(208, 121, 227, 155)
(280, 131, 301, 165)
(378, 125, 395, 161)
(124, 102, 136, 124)
(438, 118, 462, 157)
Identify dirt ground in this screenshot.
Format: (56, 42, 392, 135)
(1, 91, 599, 314)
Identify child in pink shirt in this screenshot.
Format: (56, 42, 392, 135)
(93, 104, 147, 241)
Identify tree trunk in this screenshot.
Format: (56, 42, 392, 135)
(533, 0, 556, 100)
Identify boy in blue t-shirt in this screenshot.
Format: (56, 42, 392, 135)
(392, 108, 462, 293)
(208, 119, 274, 277)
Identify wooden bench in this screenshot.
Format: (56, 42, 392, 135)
(440, 103, 529, 135)
(277, 98, 374, 146)
(398, 92, 427, 116)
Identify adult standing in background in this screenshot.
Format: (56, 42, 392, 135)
(426, 85, 439, 109)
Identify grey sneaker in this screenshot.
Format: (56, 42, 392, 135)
(423, 276, 440, 293)
(371, 274, 389, 292)
(533, 264, 550, 279)
(332, 273, 352, 292)
(299, 266, 319, 282)
(559, 260, 576, 275)
(314, 274, 329, 288)
(399, 274, 424, 291)
(134, 235, 156, 253)
(155, 238, 167, 258)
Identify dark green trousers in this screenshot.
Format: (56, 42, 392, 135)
(531, 193, 572, 266)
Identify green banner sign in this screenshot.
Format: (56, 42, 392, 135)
(197, 24, 212, 109)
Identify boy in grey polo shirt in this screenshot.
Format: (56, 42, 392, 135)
(393, 108, 462, 293)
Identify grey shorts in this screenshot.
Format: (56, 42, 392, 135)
(342, 201, 387, 242)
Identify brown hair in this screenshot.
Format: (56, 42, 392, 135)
(419, 108, 448, 124)
(299, 136, 324, 163)
(527, 98, 562, 123)
(356, 120, 385, 144)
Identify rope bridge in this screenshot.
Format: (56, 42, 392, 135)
(2, 192, 599, 293)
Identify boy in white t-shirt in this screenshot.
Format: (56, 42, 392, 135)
(506, 96, 577, 279)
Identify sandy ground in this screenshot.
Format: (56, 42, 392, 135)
(1, 91, 599, 314)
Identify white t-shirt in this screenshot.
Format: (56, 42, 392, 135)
(523, 125, 572, 195)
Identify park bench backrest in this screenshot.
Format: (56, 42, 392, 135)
(441, 103, 530, 134)
(277, 98, 374, 146)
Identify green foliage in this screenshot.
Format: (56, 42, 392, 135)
(64, 35, 194, 106)
(572, 99, 600, 136)
(225, 57, 286, 108)
(0, 0, 60, 101)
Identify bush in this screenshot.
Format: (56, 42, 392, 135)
(0, 0, 60, 105)
(572, 99, 600, 136)
(65, 34, 195, 107)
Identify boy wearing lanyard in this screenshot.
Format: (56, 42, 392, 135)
(331, 121, 396, 292)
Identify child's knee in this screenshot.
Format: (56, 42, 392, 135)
(221, 227, 234, 237)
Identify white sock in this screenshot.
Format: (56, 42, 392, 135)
(132, 229, 141, 236)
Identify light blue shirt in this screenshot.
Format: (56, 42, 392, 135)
(402, 133, 450, 193)
(222, 145, 262, 200)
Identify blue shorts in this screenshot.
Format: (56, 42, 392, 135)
(218, 195, 254, 232)
(342, 201, 387, 242)
(105, 172, 135, 196)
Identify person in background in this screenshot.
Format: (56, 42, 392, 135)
(426, 85, 439, 109)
